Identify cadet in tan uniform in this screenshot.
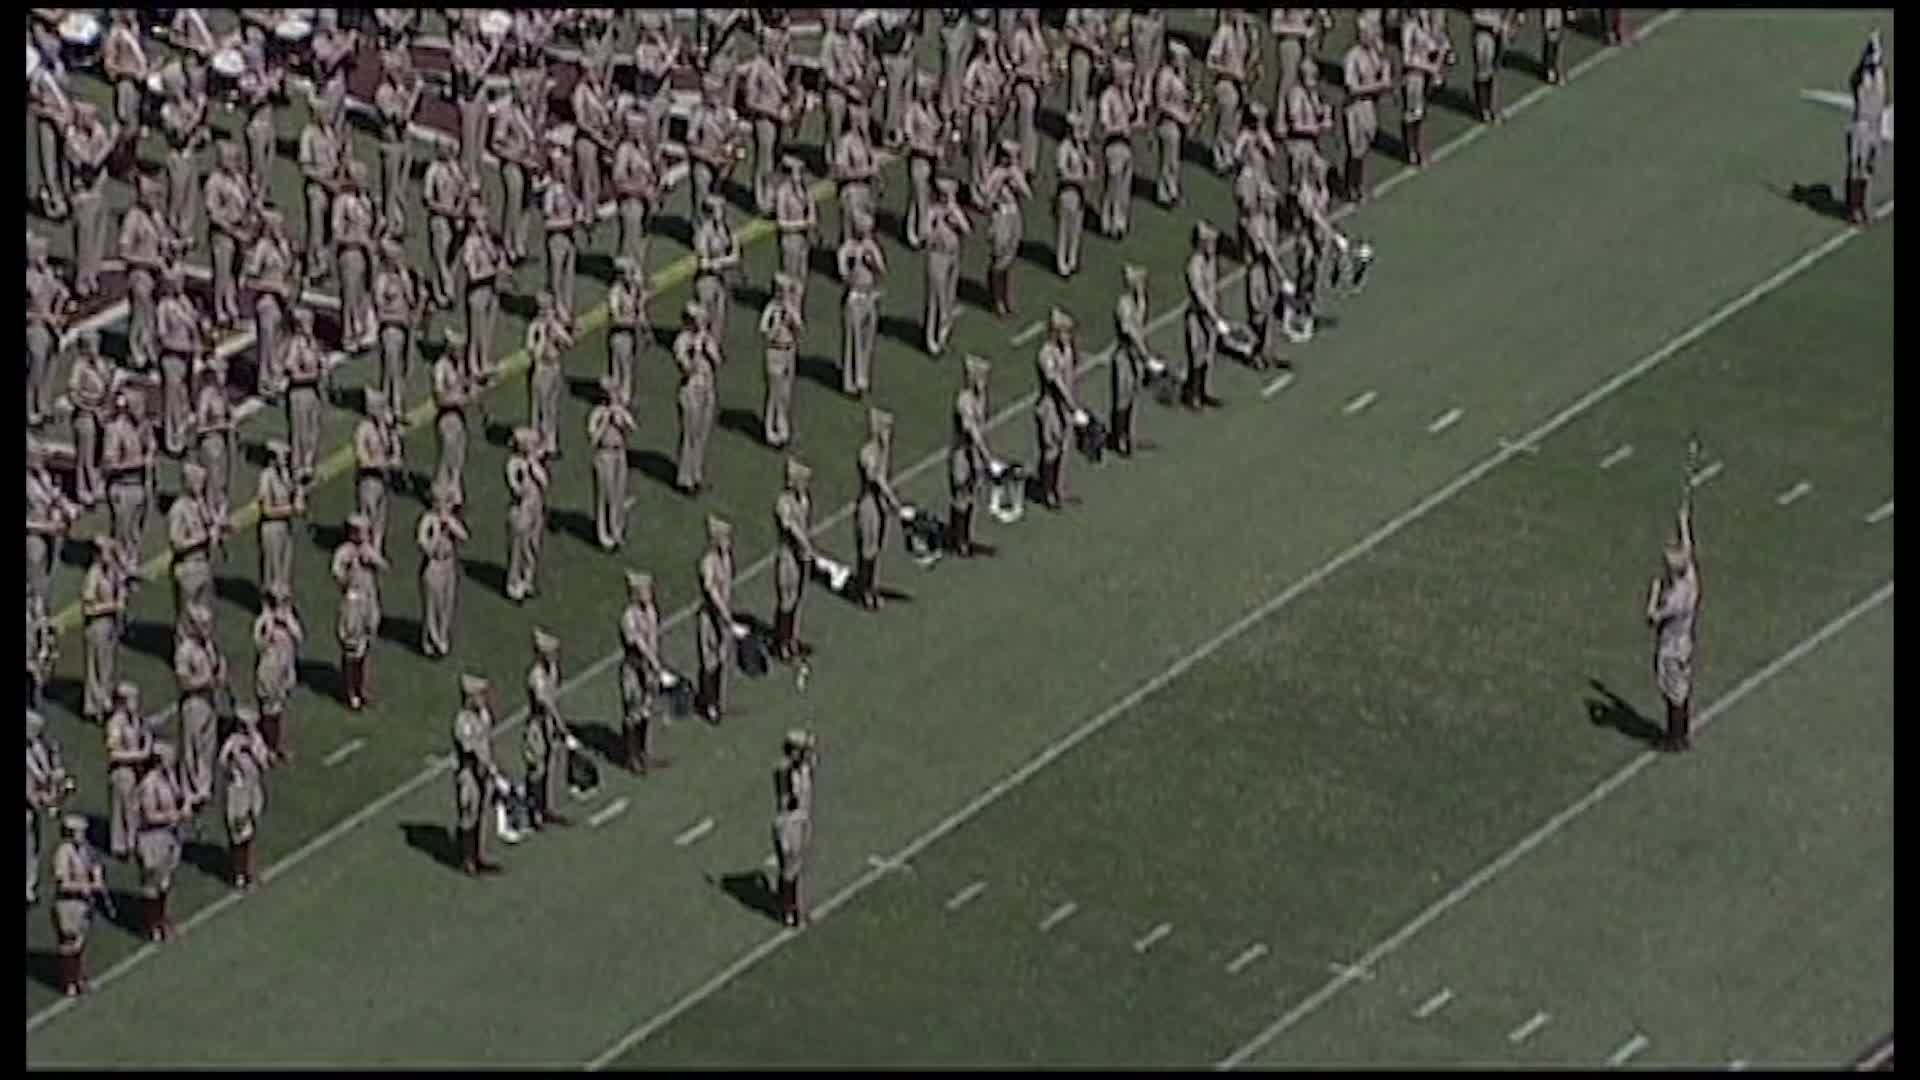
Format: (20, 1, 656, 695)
(241, 210, 297, 399)
(771, 729, 816, 927)
(1289, 148, 1338, 337)
(1646, 503, 1701, 752)
(67, 334, 111, 508)
(104, 682, 150, 858)
(674, 304, 720, 496)
(334, 162, 379, 352)
(1283, 55, 1333, 190)
(1535, 7, 1563, 85)
(415, 485, 468, 659)
(1183, 223, 1227, 409)
(960, 30, 1007, 200)
(696, 516, 745, 724)
(193, 355, 236, 522)
(1245, 178, 1290, 371)
(822, 10, 873, 156)
(505, 428, 551, 603)
(102, 390, 153, 557)
(904, 74, 944, 249)
(283, 308, 327, 492)
(354, 390, 403, 555)
(331, 515, 387, 710)
(218, 711, 268, 889)
(1153, 42, 1196, 207)
(256, 440, 302, 599)
(853, 407, 902, 610)
(773, 156, 818, 310)
(49, 813, 106, 995)
(523, 629, 577, 830)
(1006, 10, 1049, 176)
(923, 178, 971, 356)
(687, 74, 743, 226)
(430, 335, 471, 506)
(26, 235, 71, 430)
(28, 588, 55, 716)
(606, 258, 648, 409)
(692, 195, 742, 345)
(237, 29, 284, 194)
(155, 267, 204, 458)
(772, 459, 818, 661)
(616, 571, 673, 774)
(948, 356, 997, 557)
(81, 542, 126, 726)
(838, 210, 886, 398)
(938, 10, 979, 125)
(373, 238, 420, 414)
(1113, 267, 1152, 455)
(1207, 11, 1254, 175)
(743, 30, 790, 213)
(252, 583, 301, 764)
(491, 77, 540, 265)
(204, 142, 251, 330)
(173, 603, 224, 811)
(159, 65, 209, 245)
(421, 142, 468, 309)
(612, 103, 663, 275)
(26, 449, 77, 607)
(1341, 14, 1392, 200)
(63, 101, 115, 300)
(542, 147, 583, 318)
(1036, 309, 1091, 510)
(588, 378, 636, 552)
(1848, 32, 1888, 227)
(1400, 9, 1448, 167)
(1130, 8, 1169, 115)
(982, 141, 1032, 318)
(760, 273, 804, 448)
(526, 293, 574, 460)
(833, 104, 881, 250)
(1098, 57, 1138, 238)
(134, 740, 184, 941)
(452, 672, 502, 876)
(121, 176, 171, 372)
(459, 198, 508, 381)
(28, 43, 72, 221)
(27, 711, 71, 908)
(168, 462, 222, 630)
(298, 96, 344, 284)
(1055, 111, 1095, 277)
(375, 48, 422, 229)
(1470, 8, 1515, 124)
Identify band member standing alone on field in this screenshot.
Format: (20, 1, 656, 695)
(1646, 501, 1701, 753)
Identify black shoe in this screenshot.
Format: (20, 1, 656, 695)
(1201, 395, 1226, 409)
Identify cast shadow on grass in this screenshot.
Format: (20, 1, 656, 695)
(717, 406, 766, 444)
(796, 353, 844, 394)
(25, 950, 64, 993)
(180, 837, 230, 883)
(569, 720, 627, 768)
(1017, 237, 1054, 273)
(654, 213, 695, 251)
(499, 290, 540, 323)
(214, 575, 263, 616)
(550, 507, 600, 548)
(1432, 81, 1477, 120)
(61, 536, 95, 569)
(122, 619, 175, 664)
(628, 448, 681, 492)
(1502, 47, 1550, 82)
(579, 250, 618, 285)
(44, 677, 87, 722)
(310, 520, 349, 553)
(712, 869, 784, 923)
(1779, 181, 1851, 223)
(877, 312, 922, 352)
(295, 657, 346, 703)
(1584, 678, 1664, 746)
(462, 557, 510, 597)
(956, 274, 994, 312)
(567, 373, 605, 404)
(378, 615, 427, 656)
(400, 822, 465, 873)
(732, 280, 773, 315)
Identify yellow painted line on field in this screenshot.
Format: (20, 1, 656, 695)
(48, 165, 861, 638)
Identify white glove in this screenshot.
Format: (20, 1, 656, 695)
(1072, 408, 1090, 428)
(1334, 233, 1352, 255)
(564, 734, 582, 753)
(1214, 318, 1231, 337)
(730, 621, 749, 640)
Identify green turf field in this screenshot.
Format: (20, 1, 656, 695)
(26, 9, 1892, 1068)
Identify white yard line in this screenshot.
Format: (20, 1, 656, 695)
(592, 197, 1885, 1074)
(1775, 480, 1813, 507)
(321, 738, 366, 768)
(1427, 408, 1463, 435)
(1729, 1060, 1750, 1071)
(1262, 372, 1296, 398)
(1216, 579, 1893, 1069)
(1689, 461, 1725, 489)
(1325, 961, 1373, 982)
(1508, 1012, 1551, 1044)
(1856, 1041, 1895, 1071)
(1343, 390, 1379, 416)
(1133, 923, 1173, 954)
(944, 881, 987, 911)
(1010, 319, 1047, 348)
(1599, 444, 1635, 470)
(1225, 943, 1269, 975)
(590, 798, 631, 829)
(1038, 902, 1079, 932)
(1608, 1034, 1652, 1068)
(1413, 988, 1454, 1019)
(1865, 500, 1894, 525)
(672, 817, 715, 847)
